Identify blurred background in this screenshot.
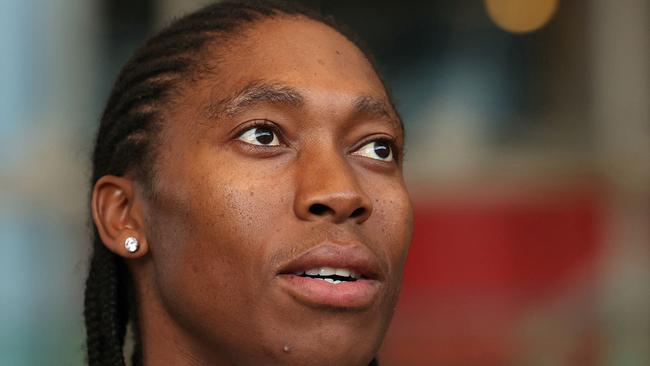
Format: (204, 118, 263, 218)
(0, 0, 648, 365)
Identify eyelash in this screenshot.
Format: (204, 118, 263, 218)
(235, 119, 286, 145)
(234, 119, 400, 162)
(354, 136, 399, 161)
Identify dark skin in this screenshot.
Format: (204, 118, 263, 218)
(92, 16, 413, 366)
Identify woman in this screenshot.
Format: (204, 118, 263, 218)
(86, 1, 413, 365)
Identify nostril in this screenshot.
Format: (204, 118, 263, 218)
(350, 207, 365, 218)
(309, 203, 333, 216)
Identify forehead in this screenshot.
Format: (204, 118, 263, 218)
(199, 16, 390, 106)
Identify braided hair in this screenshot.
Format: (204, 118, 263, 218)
(85, 1, 385, 365)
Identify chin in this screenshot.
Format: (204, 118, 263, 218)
(252, 305, 390, 366)
(262, 329, 381, 366)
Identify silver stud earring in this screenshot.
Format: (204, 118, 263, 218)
(124, 236, 139, 253)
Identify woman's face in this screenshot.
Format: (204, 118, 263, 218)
(137, 16, 413, 366)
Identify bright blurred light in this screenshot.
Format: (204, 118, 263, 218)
(485, 0, 559, 34)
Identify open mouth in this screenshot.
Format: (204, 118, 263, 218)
(275, 243, 382, 309)
(293, 267, 361, 284)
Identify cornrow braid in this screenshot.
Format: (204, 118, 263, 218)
(85, 1, 384, 365)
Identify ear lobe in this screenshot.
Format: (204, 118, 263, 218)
(92, 175, 149, 258)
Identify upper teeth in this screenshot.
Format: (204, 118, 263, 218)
(295, 267, 360, 279)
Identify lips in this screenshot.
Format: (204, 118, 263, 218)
(275, 243, 383, 309)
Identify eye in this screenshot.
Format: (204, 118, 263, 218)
(237, 126, 280, 146)
(352, 140, 394, 162)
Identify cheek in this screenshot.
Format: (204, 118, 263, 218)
(144, 154, 293, 336)
(152, 165, 287, 280)
(366, 182, 413, 282)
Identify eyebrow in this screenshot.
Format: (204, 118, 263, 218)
(206, 80, 304, 119)
(352, 95, 403, 132)
(205, 80, 403, 134)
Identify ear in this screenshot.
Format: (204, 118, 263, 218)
(91, 175, 149, 258)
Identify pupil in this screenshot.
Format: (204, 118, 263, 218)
(374, 142, 390, 159)
(255, 128, 274, 144)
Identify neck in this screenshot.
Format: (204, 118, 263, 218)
(132, 271, 232, 366)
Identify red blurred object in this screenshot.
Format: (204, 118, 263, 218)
(380, 186, 604, 365)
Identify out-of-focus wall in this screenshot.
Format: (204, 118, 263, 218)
(0, 0, 647, 365)
(1, 0, 99, 364)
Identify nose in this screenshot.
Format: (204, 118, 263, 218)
(294, 152, 373, 224)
